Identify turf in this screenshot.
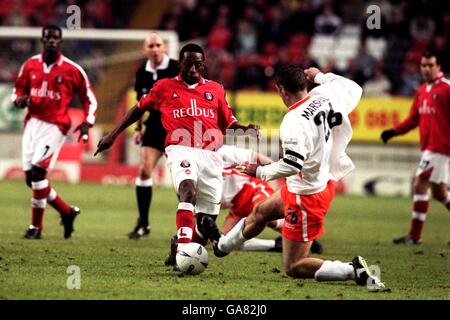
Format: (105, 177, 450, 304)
(0, 180, 448, 300)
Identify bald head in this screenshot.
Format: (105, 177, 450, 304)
(143, 32, 166, 67)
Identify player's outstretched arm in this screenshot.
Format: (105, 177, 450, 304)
(94, 105, 144, 156)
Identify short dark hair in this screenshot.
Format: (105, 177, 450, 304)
(275, 64, 307, 93)
(422, 49, 441, 65)
(42, 25, 62, 38)
(179, 43, 204, 61)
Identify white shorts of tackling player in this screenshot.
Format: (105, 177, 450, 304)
(165, 145, 223, 215)
(22, 118, 66, 171)
(416, 150, 449, 184)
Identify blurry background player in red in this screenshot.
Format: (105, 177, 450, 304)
(218, 145, 323, 253)
(381, 50, 450, 245)
(128, 32, 179, 239)
(12, 25, 97, 239)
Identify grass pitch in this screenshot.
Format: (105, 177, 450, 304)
(0, 180, 449, 300)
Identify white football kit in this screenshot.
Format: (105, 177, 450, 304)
(256, 72, 363, 194)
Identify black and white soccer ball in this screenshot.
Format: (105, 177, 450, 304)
(176, 242, 208, 275)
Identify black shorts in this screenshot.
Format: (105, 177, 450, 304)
(141, 111, 166, 152)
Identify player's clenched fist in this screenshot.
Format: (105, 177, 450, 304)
(304, 67, 321, 82)
(14, 95, 30, 109)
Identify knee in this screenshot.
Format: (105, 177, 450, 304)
(178, 181, 197, 203)
(253, 202, 268, 223)
(31, 166, 47, 182)
(138, 167, 152, 180)
(284, 260, 308, 279)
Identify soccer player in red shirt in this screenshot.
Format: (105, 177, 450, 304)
(12, 25, 97, 240)
(381, 51, 450, 245)
(95, 43, 259, 265)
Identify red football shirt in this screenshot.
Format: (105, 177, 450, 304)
(12, 53, 97, 134)
(395, 74, 450, 156)
(137, 75, 237, 150)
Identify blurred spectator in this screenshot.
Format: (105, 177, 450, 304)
(342, 58, 366, 86)
(410, 14, 435, 42)
(399, 61, 422, 96)
(287, 0, 315, 37)
(234, 53, 265, 90)
(356, 42, 376, 80)
(262, 6, 288, 46)
(207, 12, 232, 51)
(234, 20, 258, 56)
(314, 4, 342, 35)
(363, 66, 391, 97)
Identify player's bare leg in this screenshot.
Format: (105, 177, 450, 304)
(394, 175, 429, 244)
(430, 182, 450, 210)
(282, 238, 323, 278)
(129, 146, 162, 239)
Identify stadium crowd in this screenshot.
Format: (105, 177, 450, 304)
(0, 0, 448, 97)
(160, 0, 449, 96)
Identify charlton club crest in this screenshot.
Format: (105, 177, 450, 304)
(204, 92, 213, 101)
(181, 160, 191, 168)
(55, 75, 64, 84)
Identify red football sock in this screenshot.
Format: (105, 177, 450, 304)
(47, 188, 72, 216)
(408, 194, 428, 241)
(31, 180, 51, 230)
(176, 202, 195, 245)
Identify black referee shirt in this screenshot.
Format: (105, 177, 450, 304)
(134, 56, 179, 101)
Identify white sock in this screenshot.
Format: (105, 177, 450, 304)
(314, 260, 355, 281)
(239, 238, 276, 251)
(218, 218, 247, 253)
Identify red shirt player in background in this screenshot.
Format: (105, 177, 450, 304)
(12, 25, 98, 240)
(95, 43, 259, 268)
(381, 50, 450, 245)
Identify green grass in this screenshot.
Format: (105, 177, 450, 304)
(0, 180, 449, 300)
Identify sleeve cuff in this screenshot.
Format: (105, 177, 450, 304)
(313, 72, 326, 84)
(255, 166, 263, 179)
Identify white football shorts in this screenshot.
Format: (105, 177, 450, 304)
(165, 145, 223, 215)
(416, 150, 449, 184)
(22, 117, 66, 171)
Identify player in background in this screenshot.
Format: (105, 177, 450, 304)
(381, 51, 450, 245)
(204, 65, 385, 289)
(128, 33, 179, 239)
(95, 43, 259, 265)
(12, 25, 97, 239)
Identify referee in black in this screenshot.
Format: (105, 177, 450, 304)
(129, 32, 179, 239)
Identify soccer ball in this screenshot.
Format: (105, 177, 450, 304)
(176, 242, 208, 275)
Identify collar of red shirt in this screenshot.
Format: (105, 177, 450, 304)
(288, 95, 311, 111)
(38, 52, 64, 67)
(175, 74, 206, 88)
(433, 72, 444, 83)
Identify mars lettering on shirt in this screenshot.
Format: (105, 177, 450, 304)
(138, 75, 237, 150)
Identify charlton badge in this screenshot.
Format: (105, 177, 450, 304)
(204, 92, 213, 101)
(181, 160, 191, 168)
(55, 75, 64, 84)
